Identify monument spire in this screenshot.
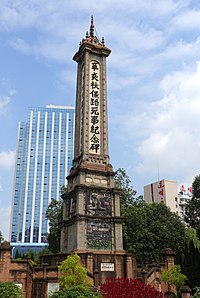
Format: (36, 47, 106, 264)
(90, 15, 94, 37)
(72, 17, 111, 172)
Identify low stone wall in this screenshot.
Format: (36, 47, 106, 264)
(0, 241, 185, 298)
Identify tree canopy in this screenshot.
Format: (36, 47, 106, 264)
(185, 175, 200, 238)
(58, 253, 92, 289)
(46, 198, 63, 253)
(114, 168, 140, 209)
(123, 201, 186, 264)
(50, 254, 99, 298)
(176, 228, 200, 289)
(160, 265, 187, 289)
(0, 282, 23, 298)
(192, 175, 200, 199)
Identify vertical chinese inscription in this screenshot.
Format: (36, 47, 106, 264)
(87, 219, 112, 250)
(158, 180, 165, 202)
(80, 65, 85, 154)
(89, 60, 100, 154)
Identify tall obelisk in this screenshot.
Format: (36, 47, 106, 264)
(61, 17, 134, 284)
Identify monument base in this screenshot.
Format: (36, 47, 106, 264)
(76, 250, 136, 286)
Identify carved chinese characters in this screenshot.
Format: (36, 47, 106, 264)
(89, 60, 100, 154)
(87, 219, 112, 250)
(158, 180, 165, 202)
(80, 65, 85, 154)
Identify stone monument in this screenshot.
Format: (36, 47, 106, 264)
(60, 16, 134, 285)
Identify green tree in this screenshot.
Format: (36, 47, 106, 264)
(186, 228, 200, 249)
(50, 254, 99, 298)
(115, 168, 186, 264)
(185, 198, 200, 238)
(39, 247, 53, 256)
(114, 168, 141, 210)
(161, 265, 187, 290)
(192, 175, 200, 198)
(15, 249, 22, 259)
(14, 248, 40, 264)
(123, 202, 186, 264)
(0, 282, 23, 298)
(58, 253, 92, 289)
(46, 198, 63, 253)
(176, 228, 200, 289)
(185, 175, 200, 238)
(193, 287, 200, 297)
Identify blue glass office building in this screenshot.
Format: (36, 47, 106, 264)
(10, 105, 75, 245)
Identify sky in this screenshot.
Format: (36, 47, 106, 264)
(1, 0, 200, 240)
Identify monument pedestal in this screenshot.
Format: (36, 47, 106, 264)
(74, 250, 135, 286)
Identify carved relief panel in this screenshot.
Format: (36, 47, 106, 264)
(85, 189, 112, 250)
(85, 190, 112, 216)
(87, 219, 112, 250)
(69, 196, 77, 218)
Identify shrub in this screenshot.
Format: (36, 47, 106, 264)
(58, 253, 92, 289)
(50, 287, 101, 298)
(100, 278, 163, 298)
(161, 265, 187, 289)
(0, 282, 23, 298)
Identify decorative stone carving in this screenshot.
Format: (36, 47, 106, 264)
(87, 219, 112, 250)
(69, 196, 77, 217)
(85, 190, 112, 216)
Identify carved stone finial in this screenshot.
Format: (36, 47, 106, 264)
(86, 31, 89, 38)
(0, 241, 12, 250)
(102, 37, 105, 46)
(90, 15, 94, 37)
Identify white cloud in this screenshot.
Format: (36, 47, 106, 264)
(0, 150, 15, 168)
(171, 9, 200, 31)
(0, 96, 11, 112)
(1, 0, 200, 195)
(8, 38, 32, 54)
(0, 1, 192, 64)
(1, 0, 199, 105)
(0, 89, 16, 114)
(0, 0, 187, 31)
(131, 61, 200, 186)
(8, 36, 73, 62)
(0, 0, 40, 30)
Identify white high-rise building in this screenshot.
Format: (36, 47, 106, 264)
(144, 180, 192, 219)
(10, 105, 75, 248)
(175, 185, 192, 219)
